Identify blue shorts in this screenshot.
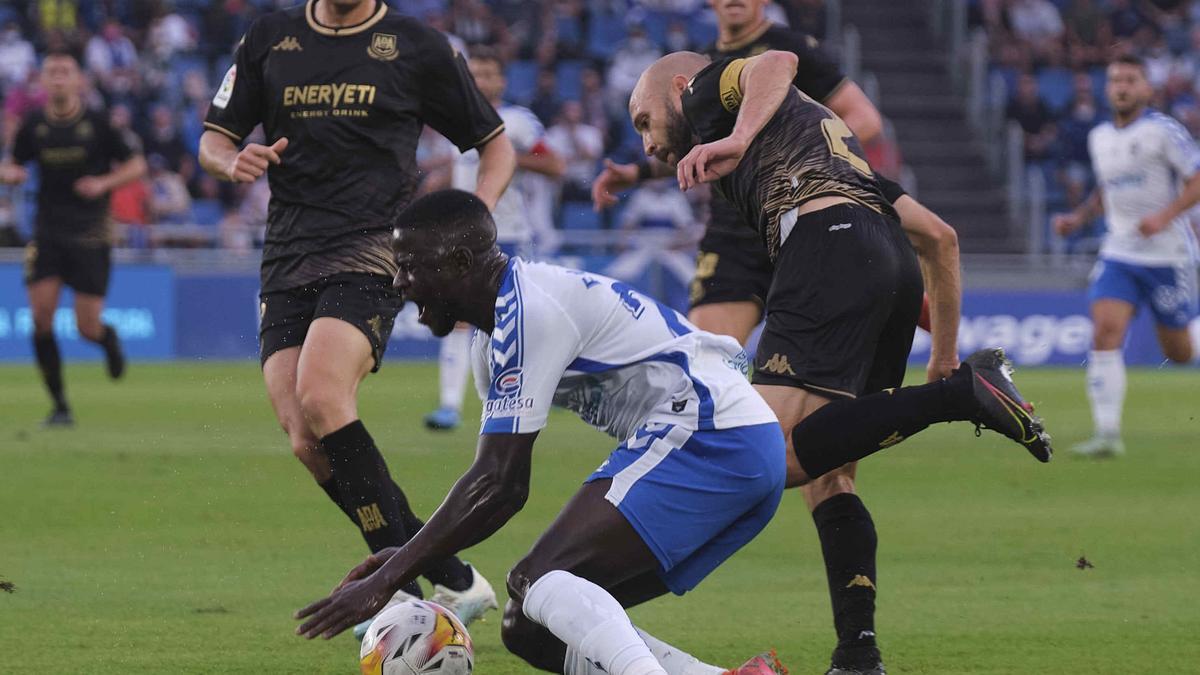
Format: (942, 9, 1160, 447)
(1088, 258, 1198, 329)
(586, 422, 786, 595)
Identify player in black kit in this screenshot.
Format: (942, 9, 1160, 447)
(197, 0, 516, 628)
(1, 49, 145, 427)
(618, 50, 1052, 674)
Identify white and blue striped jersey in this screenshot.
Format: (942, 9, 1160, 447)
(1088, 111, 1200, 265)
(453, 103, 545, 245)
(471, 258, 778, 440)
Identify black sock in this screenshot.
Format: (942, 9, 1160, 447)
(322, 420, 418, 552)
(813, 493, 879, 665)
(96, 324, 120, 355)
(33, 332, 68, 411)
(318, 476, 356, 524)
(793, 373, 976, 478)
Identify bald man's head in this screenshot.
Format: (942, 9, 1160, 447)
(629, 51, 711, 166)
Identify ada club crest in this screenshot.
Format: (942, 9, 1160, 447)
(367, 32, 398, 61)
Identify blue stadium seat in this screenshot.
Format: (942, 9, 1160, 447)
(1037, 67, 1074, 114)
(588, 14, 627, 59)
(990, 65, 1019, 104)
(561, 201, 602, 230)
(688, 15, 718, 47)
(504, 60, 539, 106)
(191, 199, 224, 227)
(556, 60, 585, 101)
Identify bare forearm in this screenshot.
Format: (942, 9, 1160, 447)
(730, 51, 799, 147)
(199, 131, 238, 181)
(474, 134, 516, 211)
(1159, 173, 1200, 221)
(826, 82, 882, 143)
(100, 155, 146, 192)
(517, 150, 566, 179)
(920, 242, 961, 360)
(1073, 188, 1104, 222)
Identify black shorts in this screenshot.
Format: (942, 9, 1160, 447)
(689, 228, 773, 313)
(24, 239, 111, 296)
(751, 204, 923, 398)
(258, 273, 403, 372)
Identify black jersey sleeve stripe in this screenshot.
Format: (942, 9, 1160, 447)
(203, 122, 243, 143)
(470, 123, 506, 149)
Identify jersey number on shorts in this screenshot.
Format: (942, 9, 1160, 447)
(820, 117, 872, 176)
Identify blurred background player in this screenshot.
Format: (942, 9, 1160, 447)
(0, 48, 144, 427)
(196, 0, 515, 624)
(1054, 55, 1200, 458)
(423, 45, 566, 432)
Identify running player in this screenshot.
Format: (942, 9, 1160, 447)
(593, 13, 960, 667)
(423, 45, 566, 432)
(294, 189, 980, 673)
(0, 49, 143, 427)
(196, 0, 514, 623)
(1053, 54, 1200, 458)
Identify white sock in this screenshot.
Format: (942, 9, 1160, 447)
(1191, 320, 1200, 363)
(438, 327, 473, 412)
(523, 570, 667, 675)
(1086, 350, 1126, 438)
(635, 629, 724, 675)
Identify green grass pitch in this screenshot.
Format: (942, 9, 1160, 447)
(1, 361, 1197, 673)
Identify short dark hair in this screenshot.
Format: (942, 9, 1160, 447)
(467, 44, 504, 69)
(393, 189, 496, 250)
(1111, 54, 1146, 71)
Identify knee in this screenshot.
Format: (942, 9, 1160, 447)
(296, 383, 352, 437)
(499, 598, 541, 664)
(1091, 322, 1126, 350)
(1164, 344, 1193, 364)
(281, 419, 329, 481)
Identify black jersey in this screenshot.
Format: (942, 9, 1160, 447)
(682, 57, 896, 262)
(11, 107, 133, 245)
(204, 0, 504, 292)
(703, 24, 848, 239)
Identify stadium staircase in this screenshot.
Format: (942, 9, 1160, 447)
(841, 1, 1021, 253)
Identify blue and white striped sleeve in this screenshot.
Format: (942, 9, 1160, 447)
(479, 282, 580, 435)
(1156, 114, 1200, 179)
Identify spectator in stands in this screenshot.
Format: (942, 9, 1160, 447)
(1009, 0, 1066, 63)
(547, 101, 605, 202)
(607, 178, 700, 292)
(578, 67, 612, 147)
(147, 3, 197, 61)
(549, 0, 586, 59)
(0, 20, 36, 89)
(606, 24, 662, 108)
(85, 19, 139, 98)
(453, 0, 514, 59)
(2, 69, 45, 149)
(786, 0, 827, 38)
(530, 68, 561, 125)
(665, 19, 691, 53)
(1108, 0, 1147, 40)
(147, 153, 192, 225)
(1064, 0, 1112, 67)
(1057, 72, 1101, 168)
(1008, 73, 1058, 161)
(143, 104, 190, 176)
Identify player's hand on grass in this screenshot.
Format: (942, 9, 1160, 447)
(1051, 212, 1084, 236)
(228, 137, 288, 183)
(295, 572, 393, 640)
(0, 163, 27, 185)
(73, 175, 109, 199)
(591, 159, 638, 211)
(676, 136, 747, 191)
(1137, 211, 1171, 237)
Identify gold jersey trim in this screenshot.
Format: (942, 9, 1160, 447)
(716, 19, 772, 52)
(305, 0, 387, 37)
(719, 59, 748, 113)
(471, 123, 506, 149)
(44, 101, 86, 127)
(203, 121, 243, 143)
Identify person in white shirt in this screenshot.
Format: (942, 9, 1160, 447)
(297, 189, 987, 673)
(425, 46, 566, 431)
(1054, 55, 1200, 457)
(547, 100, 605, 202)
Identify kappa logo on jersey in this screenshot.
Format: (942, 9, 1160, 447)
(495, 368, 523, 396)
(879, 431, 905, 449)
(368, 32, 399, 61)
(760, 353, 796, 376)
(272, 36, 302, 51)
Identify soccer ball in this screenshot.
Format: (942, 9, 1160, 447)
(359, 600, 474, 675)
